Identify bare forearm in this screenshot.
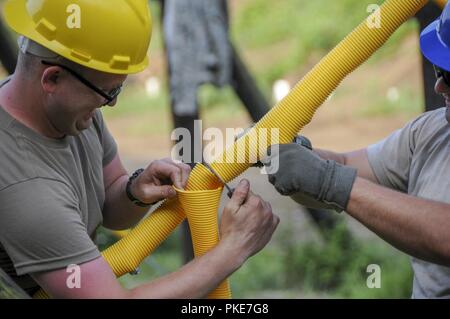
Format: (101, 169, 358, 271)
(128, 241, 243, 299)
(103, 175, 150, 230)
(315, 148, 377, 182)
(314, 148, 346, 164)
(347, 177, 450, 266)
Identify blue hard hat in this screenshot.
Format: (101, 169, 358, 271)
(420, 3, 450, 72)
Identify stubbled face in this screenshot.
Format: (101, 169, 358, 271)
(434, 77, 450, 124)
(43, 66, 126, 136)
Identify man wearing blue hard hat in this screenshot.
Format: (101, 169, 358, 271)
(263, 4, 450, 298)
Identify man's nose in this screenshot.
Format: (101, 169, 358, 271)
(105, 97, 118, 107)
(435, 77, 450, 94)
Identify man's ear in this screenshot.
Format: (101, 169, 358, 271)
(41, 66, 62, 94)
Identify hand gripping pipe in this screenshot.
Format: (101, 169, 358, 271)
(35, 0, 428, 299)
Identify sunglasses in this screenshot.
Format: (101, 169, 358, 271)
(433, 65, 450, 87)
(41, 61, 122, 106)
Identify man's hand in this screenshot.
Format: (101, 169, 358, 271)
(33, 181, 279, 299)
(130, 158, 191, 204)
(263, 143, 357, 212)
(219, 179, 279, 261)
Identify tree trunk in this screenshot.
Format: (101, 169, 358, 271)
(0, 16, 17, 75)
(0, 268, 30, 299)
(415, 2, 445, 112)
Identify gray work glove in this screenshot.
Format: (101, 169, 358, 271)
(262, 140, 357, 212)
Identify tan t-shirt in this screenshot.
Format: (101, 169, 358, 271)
(367, 108, 450, 298)
(0, 78, 117, 294)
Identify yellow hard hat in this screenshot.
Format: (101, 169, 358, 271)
(3, 0, 152, 74)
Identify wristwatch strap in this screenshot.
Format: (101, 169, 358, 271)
(126, 168, 152, 207)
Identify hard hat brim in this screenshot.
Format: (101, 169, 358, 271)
(3, 0, 35, 39)
(420, 20, 450, 72)
(3, 0, 149, 75)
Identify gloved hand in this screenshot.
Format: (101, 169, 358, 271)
(262, 140, 357, 212)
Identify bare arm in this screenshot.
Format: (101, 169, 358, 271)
(316, 148, 450, 265)
(102, 154, 148, 229)
(347, 177, 450, 266)
(32, 180, 279, 299)
(32, 241, 241, 299)
(266, 143, 450, 266)
(314, 148, 378, 183)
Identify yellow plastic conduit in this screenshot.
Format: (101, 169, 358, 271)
(36, 0, 428, 299)
(100, 0, 428, 299)
(176, 186, 231, 298)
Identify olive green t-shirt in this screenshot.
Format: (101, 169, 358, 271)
(0, 79, 118, 294)
(367, 108, 450, 298)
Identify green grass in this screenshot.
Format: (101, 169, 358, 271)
(100, 0, 420, 128)
(232, 0, 419, 86)
(103, 221, 413, 299)
(103, 86, 168, 118)
(359, 82, 423, 117)
(282, 223, 413, 298)
(97, 226, 184, 289)
(102, 83, 250, 137)
(229, 247, 286, 297)
(231, 222, 413, 298)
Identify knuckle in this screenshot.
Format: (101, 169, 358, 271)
(273, 214, 280, 224)
(161, 187, 171, 197)
(248, 196, 261, 208)
(235, 188, 247, 198)
(174, 167, 182, 176)
(170, 166, 181, 177)
(225, 199, 238, 210)
(150, 160, 162, 169)
(264, 209, 273, 221)
(142, 189, 154, 200)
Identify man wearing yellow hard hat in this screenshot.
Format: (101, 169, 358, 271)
(0, 0, 279, 298)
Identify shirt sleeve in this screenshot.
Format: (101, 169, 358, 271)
(366, 113, 428, 193)
(93, 110, 118, 167)
(0, 179, 101, 276)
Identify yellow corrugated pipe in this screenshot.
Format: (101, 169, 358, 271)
(35, 0, 428, 299)
(176, 185, 231, 298)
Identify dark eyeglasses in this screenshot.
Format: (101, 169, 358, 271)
(41, 61, 122, 106)
(433, 65, 450, 87)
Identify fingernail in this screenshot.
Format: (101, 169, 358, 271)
(240, 179, 249, 187)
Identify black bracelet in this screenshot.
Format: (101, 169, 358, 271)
(126, 168, 152, 207)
